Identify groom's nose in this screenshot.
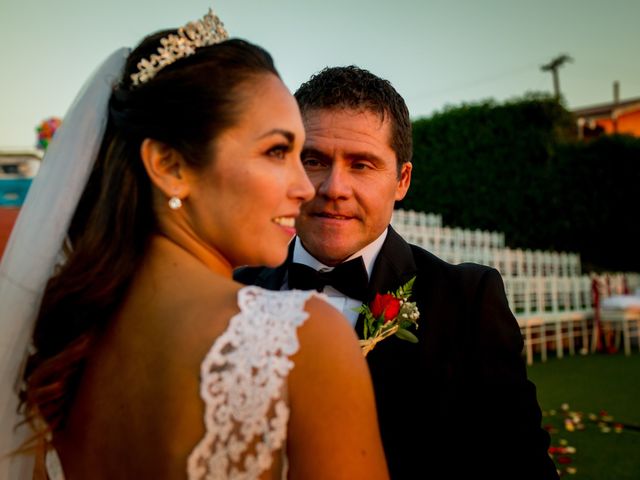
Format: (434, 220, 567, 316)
(317, 163, 351, 200)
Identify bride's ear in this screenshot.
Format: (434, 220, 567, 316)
(140, 138, 190, 201)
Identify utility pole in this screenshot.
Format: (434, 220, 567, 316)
(541, 54, 573, 100)
(612, 80, 620, 133)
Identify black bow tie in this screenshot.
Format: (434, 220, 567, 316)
(288, 257, 369, 301)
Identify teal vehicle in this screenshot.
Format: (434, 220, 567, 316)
(0, 149, 42, 207)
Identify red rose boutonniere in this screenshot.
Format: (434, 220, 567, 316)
(357, 276, 420, 356)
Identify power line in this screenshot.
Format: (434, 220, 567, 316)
(407, 62, 539, 103)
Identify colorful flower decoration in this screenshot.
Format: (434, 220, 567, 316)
(36, 117, 62, 150)
(543, 403, 637, 476)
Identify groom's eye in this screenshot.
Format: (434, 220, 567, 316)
(352, 161, 371, 170)
(302, 157, 326, 169)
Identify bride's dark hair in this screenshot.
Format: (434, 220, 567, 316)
(20, 31, 278, 442)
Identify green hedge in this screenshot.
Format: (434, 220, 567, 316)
(402, 94, 640, 272)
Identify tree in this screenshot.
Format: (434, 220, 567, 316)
(405, 94, 640, 272)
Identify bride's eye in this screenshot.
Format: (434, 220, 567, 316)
(267, 144, 290, 159)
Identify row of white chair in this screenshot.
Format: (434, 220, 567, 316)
(463, 248, 580, 277)
(391, 211, 579, 276)
(394, 232, 581, 277)
(392, 223, 506, 250)
(390, 209, 639, 363)
(503, 276, 591, 365)
(503, 274, 640, 364)
(391, 209, 442, 228)
(503, 276, 592, 318)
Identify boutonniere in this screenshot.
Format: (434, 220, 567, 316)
(357, 276, 420, 356)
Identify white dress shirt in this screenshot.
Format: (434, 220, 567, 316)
(288, 229, 388, 326)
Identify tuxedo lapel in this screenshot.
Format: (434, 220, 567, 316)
(355, 226, 419, 337)
(367, 227, 418, 298)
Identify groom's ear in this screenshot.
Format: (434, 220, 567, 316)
(394, 161, 412, 201)
(140, 138, 191, 200)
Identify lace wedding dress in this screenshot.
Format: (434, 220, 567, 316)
(46, 286, 318, 480)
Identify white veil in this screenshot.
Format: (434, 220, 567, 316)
(0, 48, 129, 478)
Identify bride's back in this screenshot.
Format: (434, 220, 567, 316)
(55, 238, 242, 478)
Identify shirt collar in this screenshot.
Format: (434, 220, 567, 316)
(292, 228, 388, 279)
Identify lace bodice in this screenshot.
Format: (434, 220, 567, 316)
(186, 286, 317, 479)
(46, 286, 318, 480)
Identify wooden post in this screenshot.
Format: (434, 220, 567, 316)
(612, 81, 619, 133)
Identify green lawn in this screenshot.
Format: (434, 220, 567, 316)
(527, 352, 640, 479)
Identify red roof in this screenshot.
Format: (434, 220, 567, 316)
(573, 97, 640, 118)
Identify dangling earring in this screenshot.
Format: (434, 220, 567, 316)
(168, 196, 182, 210)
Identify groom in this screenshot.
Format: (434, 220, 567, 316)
(235, 66, 558, 479)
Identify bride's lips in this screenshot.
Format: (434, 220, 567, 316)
(272, 216, 297, 236)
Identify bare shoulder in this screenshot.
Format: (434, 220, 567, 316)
(294, 295, 364, 361)
(291, 294, 370, 396)
(287, 295, 389, 479)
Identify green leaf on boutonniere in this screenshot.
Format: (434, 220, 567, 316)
(395, 328, 418, 343)
(394, 276, 415, 298)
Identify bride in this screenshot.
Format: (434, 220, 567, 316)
(0, 9, 388, 479)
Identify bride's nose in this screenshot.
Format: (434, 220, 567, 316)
(290, 160, 315, 202)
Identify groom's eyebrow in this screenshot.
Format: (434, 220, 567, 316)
(300, 147, 331, 161)
(301, 147, 382, 164)
(345, 151, 382, 163)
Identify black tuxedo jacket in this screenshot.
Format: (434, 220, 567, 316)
(235, 227, 558, 479)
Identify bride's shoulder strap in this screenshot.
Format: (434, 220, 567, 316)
(186, 286, 316, 479)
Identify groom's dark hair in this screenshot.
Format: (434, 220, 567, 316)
(294, 65, 412, 173)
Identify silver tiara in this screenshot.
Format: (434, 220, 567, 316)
(131, 9, 229, 86)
